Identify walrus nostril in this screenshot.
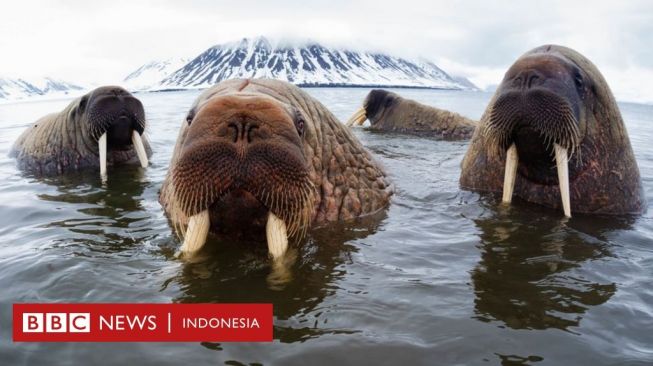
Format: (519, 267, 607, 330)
(227, 123, 239, 143)
(227, 121, 259, 144)
(247, 125, 259, 143)
(512, 70, 543, 89)
(110, 88, 125, 97)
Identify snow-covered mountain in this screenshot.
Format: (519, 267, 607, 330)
(0, 77, 84, 101)
(125, 37, 478, 91)
(450, 76, 480, 91)
(123, 57, 188, 91)
(33, 78, 84, 94)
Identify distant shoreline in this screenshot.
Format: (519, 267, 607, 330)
(140, 84, 474, 94)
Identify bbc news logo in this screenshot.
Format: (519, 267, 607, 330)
(23, 313, 91, 333)
(13, 303, 273, 342)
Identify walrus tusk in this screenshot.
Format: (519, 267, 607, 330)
(98, 132, 107, 179)
(346, 107, 367, 127)
(554, 143, 571, 217)
(502, 143, 518, 203)
(131, 131, 149, 168)
(181, 210, 210, 254)
(266, 212, 288, 260)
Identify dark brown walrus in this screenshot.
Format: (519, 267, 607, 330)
(159, 79, 394, 259)
(11, 86, 151, 178)
(460, 45, 646, 216)
(346, 89, 476, 140)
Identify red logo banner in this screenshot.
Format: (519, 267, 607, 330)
(13, 303, 273, 342)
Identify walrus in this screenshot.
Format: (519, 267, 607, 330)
(159, 79, 393, 259)
(11, 86, 151, 178)
(346, 89, 476, 140)
(460, 45, 646, 216)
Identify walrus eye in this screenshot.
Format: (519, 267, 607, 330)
(78, 96, 88, 113)
(185, 110, 196, 125)
(573, 71, 584, 91)
(293, 111, 305, 137)
(385, 98, 393, 107)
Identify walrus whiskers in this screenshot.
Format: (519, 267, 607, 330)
(484, 101, 519, 156)
(173, 177, 314, 259)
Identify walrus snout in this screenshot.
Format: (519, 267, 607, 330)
(364, 89, 398, 124)
(499, 54, 584, 122)
(487, 88, 582, 156)
(87, 87, 149, 179)
(170, 94, 315, 258)
(346, 90, 399, 127)
(88, 97, 146, 137)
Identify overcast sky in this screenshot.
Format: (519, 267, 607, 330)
(1, 0, 652, 103)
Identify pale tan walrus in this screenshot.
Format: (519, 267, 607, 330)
(347, 89, 476, 140)
(11, 86, 151, 178)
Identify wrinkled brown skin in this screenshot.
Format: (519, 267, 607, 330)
(460, 45, 646, 214)
(159, 79, 394, 237)
(10, 86, 152, 176)
(363, 89, 476, 140)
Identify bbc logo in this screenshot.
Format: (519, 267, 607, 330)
(23, 313, 91, 333)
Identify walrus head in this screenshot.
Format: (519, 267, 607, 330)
(460, 45, 646, 216)
(168, 93, 314, 258)
(81, 86, 149, 178)
(346, 89, 399, 127)
(485, 48, 588, 216)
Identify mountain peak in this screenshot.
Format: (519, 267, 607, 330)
(123, 57, 189, 90)
(124, 37, 477, 91)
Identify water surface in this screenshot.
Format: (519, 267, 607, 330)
(0, 88, 651, 365)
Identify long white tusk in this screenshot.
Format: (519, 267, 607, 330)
(98, 133, 107, 180)
(131, 131, 149, 168)
(502, 143, 518, 203)
(346, 107, 367, 127)
(180, 210, 210, 255)
(266, 212, 288, 260)
(554, 143, 571, 217)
